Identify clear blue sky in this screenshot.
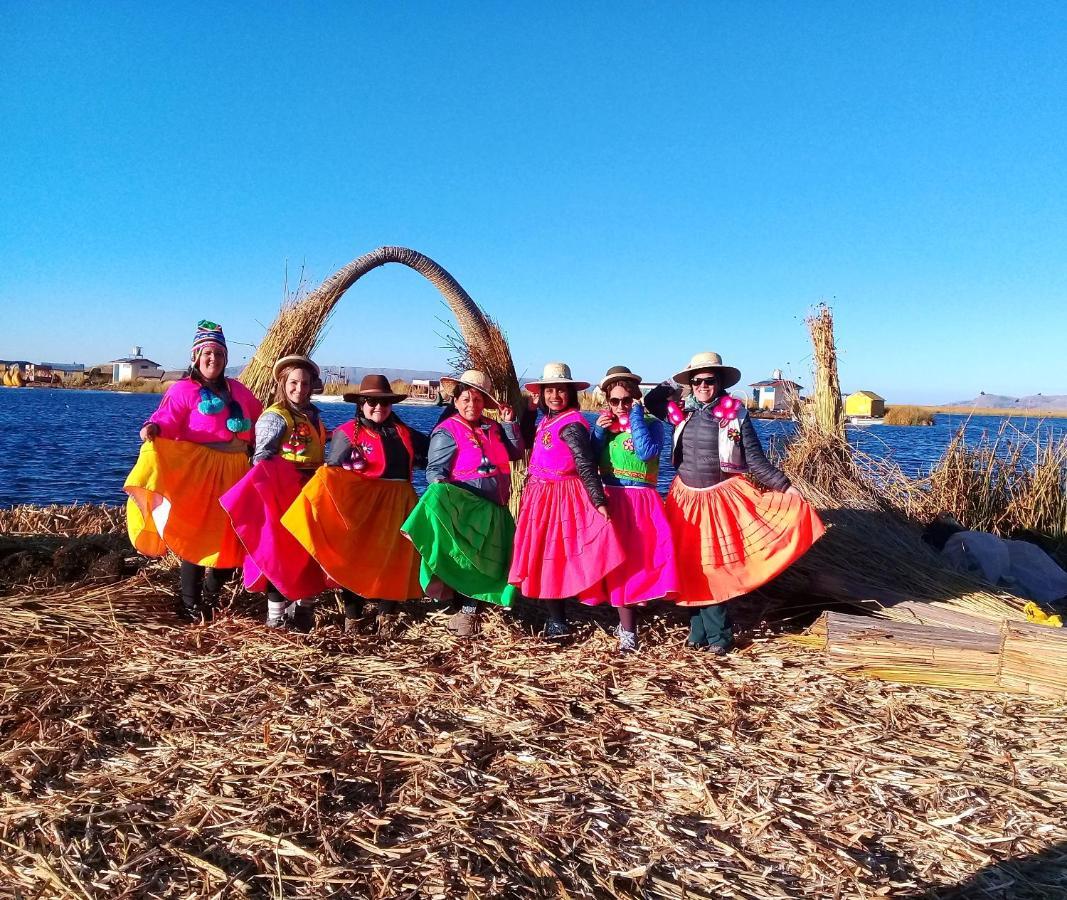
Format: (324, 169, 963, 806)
(3, 2, 1065, 403)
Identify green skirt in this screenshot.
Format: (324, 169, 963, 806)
(401, 482, 517, 607)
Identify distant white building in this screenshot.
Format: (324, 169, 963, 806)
(112, 347, 164, 383)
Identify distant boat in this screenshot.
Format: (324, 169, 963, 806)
(847, 416, 885, 426)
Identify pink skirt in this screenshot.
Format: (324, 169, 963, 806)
(578, 485, 679, 607)
(508, 476, 625, 600)
(220, 457, 330, 601)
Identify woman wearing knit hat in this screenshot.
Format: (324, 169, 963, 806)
(220, 355, 329, 632)
(507, 362, 626, 637)
(124, 320, 263, 620)
(578, 365, 679, 652)
(645, 352, 824, 654)
(400, 370, 524, 637)
(282, 374, 430, 636)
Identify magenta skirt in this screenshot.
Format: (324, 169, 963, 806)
(578, 485, 679, 607)
(508, 476, 625, 600)
(220, 457, 330, 601)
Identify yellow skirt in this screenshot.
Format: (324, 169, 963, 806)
(282, 467, 422, 601)
(124, 438, 249, 568)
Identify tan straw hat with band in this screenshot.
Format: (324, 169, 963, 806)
(272, 354, 320, 381)
(672, 351, 741, 388)
(440, 370, 500, 409)
(598, 364, 642, 393)
(524, 361, 590, 392)
(342, 373, 408, 404)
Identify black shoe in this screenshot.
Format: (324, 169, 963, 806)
(291, 604, 315, 634)
(544, 619, 570, 639)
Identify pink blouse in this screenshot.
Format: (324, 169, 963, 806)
(148, 378, 263, 445)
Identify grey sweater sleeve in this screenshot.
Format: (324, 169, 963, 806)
(741, 417, 791, 491)
(253, 412, 287, 464)
(560, 422, 607, 508)
(426, 430, 458, 483)
(327, 428, 353, 466)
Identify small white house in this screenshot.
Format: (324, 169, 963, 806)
(749, 369, 802, 412)
(112, 347, 164, 383)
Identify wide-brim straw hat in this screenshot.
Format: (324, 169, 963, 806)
(272, 354, 320, 381)
(673, 351, 741, 388)
(342, 373, 408, 404)
(440, 370, 500, 409)
(524, 361, 590, 392)
(598, 364, 642, 393)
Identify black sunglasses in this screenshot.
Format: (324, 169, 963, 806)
(607, 397, 634, 407)
(691, 376, 717, 387)
(363, 398, 391, 407)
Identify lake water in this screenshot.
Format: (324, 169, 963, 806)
(1, 387, 1065, 508)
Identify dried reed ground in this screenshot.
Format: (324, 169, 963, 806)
(3, 563, 1067, 899)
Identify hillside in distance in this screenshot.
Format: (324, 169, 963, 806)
(944, 393, 1067, 410)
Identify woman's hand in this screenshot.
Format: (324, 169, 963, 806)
(596, 504, 610, 520)
(499, 404, 516, 423)
(784, 485, 802, 498)
(139, 423, 160, 443)
(595, 412, 614, 429)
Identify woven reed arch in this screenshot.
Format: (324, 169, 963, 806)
(239, 246, 521, 407)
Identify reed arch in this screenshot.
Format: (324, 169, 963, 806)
(239, 246, 520, 407)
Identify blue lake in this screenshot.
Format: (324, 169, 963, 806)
(1, 387, 1064, 508)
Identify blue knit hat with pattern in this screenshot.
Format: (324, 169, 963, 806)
(191, 320, 227, 361)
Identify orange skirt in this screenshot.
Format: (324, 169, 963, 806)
(282, 467, 422, 601)
(124, 438, 249, 568)
(665, 476, 825, 605)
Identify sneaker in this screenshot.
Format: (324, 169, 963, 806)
(544, 619, 570, 639)
(447, 610, 479, 637)
(617, 628, 638, 653)
(707, 644, 730, 657)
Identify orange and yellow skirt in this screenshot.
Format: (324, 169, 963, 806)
(124, 437, 249, 568)
(282, 467, 422, 601)
(665, 475, 825, 605)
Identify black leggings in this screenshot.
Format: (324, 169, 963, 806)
(341, 590, 398, 618)
(179, 562, 233, 609)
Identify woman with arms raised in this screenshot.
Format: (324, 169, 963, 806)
(125, 320, 263, 620)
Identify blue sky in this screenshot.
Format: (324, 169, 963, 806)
(2, 2, 1065, 403)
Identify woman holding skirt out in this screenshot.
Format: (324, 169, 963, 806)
(220, 355, 329, 632)
(124, 320, 263, 620)
(283, 374, 429, 636)
(508, 362, 626, 637)
(401, 370, 524, 637)
(646, 352, 824, 654)
(580, 365, 678, 652)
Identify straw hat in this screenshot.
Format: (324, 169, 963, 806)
(440, 370, 500, 409)
(342, 373, 408, 404)
(272, 354, 320, 380)
(524, 362, 590, 392)
(672, 351, 741, 388)
(598, 364, 642, 393)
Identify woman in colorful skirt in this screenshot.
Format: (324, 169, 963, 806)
(401, 370, 524, 637)
(220, 355, 329, 632)
(581, 365, 678, 652)
(282, 374, 429, 635)
(124, 320, 263, 620)
(508, 362, 626, 637)
(646, 352, 824, 654)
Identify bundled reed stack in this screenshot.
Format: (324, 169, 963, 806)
(807, 303, 844, 442)
(239, 246, 520, 407)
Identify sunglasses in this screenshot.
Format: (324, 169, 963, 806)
(691, 376, 717, 387)
(362, 398, 391, 407)
(607, 397, 634, 407)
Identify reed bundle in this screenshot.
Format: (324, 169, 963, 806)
(0, 503, 126, 537)
(882, 405, 935, 426)
(3, 571, 1066, 898)
(240, 247, 518, 406)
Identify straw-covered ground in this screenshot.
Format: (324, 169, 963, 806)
(3, 537, 1066, 899)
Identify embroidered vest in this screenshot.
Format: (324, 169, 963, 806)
(265, 403, 326, 468)
(528, 409, 586, 481)
(599, 417, 658, 486)
(671, 398, 748, 474)
(435, 415, 512, 482)
(335, 419, 416, 479)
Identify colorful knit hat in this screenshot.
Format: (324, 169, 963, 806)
(191, 320, 227, 361)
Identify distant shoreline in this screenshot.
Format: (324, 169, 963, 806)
(918, 405, 1067, 419)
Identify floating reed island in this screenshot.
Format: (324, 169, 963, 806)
(2, 261, 1067, 898)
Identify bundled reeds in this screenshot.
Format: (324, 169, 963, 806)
(0, 503, 126, 537)
(241, 247, 514, 405)
(3, 570, 1066, 898)
(883, 405, 935, 426)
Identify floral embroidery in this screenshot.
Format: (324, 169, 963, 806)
(282, 422, 313, 456)
(623, 437, 635, 452)
(541, 430, 553, 449)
